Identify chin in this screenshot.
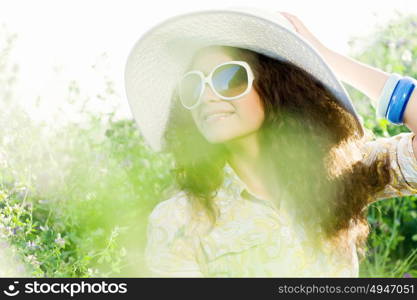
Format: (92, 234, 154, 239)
(204, 132, 236, 144)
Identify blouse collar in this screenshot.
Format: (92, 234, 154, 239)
(222, 161, 283, 212)
(223, 161, 252, 197)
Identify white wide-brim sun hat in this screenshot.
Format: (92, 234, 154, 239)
(124, 6, 365, 152)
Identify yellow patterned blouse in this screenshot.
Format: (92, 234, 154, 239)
(144, 132, 417, 277)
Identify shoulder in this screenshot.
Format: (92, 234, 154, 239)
(148, 190, 192, 229)
(144, 190, 204, 277)
(361, 131, 415, 163)
(360, 131, 417, 201)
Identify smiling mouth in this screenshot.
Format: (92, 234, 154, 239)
(204, 112, 235, 122)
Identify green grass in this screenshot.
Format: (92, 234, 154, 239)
(1, 12, 417, 277)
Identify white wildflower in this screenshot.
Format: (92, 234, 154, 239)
(26, 241, 37, 250)
(401, 49, 412, 64)
(54, 233, 66, 248)
(388, 41, 396, 50)
(26, 254, 40, 268)
(39, 225, 49, 232)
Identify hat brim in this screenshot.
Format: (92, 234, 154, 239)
(125, 7, 364, 152)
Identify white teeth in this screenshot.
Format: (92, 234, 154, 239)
(205, 112, 233, 121)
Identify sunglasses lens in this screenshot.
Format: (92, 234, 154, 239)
(212, 64, 249, 98)
(179, 73, 203, 108)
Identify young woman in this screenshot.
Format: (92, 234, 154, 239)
(124, 8, 417, 277)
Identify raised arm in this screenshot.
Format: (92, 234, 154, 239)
(318, 48, 417, 149)
(280, 12, 417, 161)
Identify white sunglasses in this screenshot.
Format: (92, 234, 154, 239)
(177, 60, 255, 110)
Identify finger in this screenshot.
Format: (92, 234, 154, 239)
(279, 11, 296, 19)
(279, 12, 299, 32)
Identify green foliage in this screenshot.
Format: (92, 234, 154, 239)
(1, 12, 417, 277)
(0, 25, 175, 277)
(0, 108, 176, 276)
(345, 11, 417, 277)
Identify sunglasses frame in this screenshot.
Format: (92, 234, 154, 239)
(178, 60, 255, 110)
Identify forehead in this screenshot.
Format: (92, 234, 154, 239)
(189, 46, 238, 74)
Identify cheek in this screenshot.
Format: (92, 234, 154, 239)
(187, 92, 265, 144)
(236, 94, 265, 129)
(191, 110, 198, 123)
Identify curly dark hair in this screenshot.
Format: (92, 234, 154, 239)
(163, 45, 392, 263)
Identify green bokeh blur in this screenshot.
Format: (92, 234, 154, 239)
(0, 11, 417, 277)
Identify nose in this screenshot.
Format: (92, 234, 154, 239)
(200, 82, 221, 105)
(191, 83, 222, 118)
